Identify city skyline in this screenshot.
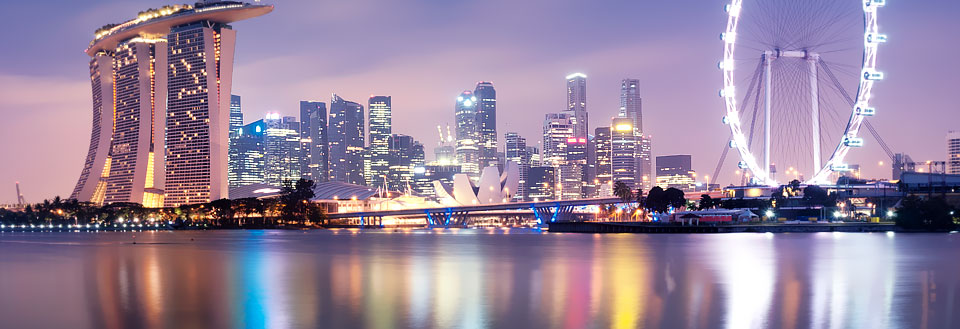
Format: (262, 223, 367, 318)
(1, 0, 958, 203)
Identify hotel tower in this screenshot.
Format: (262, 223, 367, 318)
(70, 1, 272, 207)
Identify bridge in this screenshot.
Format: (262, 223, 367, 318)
(326, 197, 624, 228)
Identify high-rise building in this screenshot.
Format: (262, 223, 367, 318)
(367, 96, 392, 188)
(387, 134, 425, 192)
(475, 82, 498, 169)
(527, 167, 557, 201)
(228, 95, 243, 188)
(329, 94, 365, 185)
(300, 101, 328, 182)
(455, 91, 481, 178)
(639, 135, 653, 191)
(566, 73, 588, 139)
(264, 115, 301, 186)
(71, 2, 271, 206)
(504, 133, 530, 201)
(559, 138, 587, 200)
(542, 113, 574, 166)
(594, 127, 612, 196)
(949, 131, 960, 175)
(619, 79, 642, 134)
(611, 117, 638, 189)
(656, 155, 696, 192)
(527, 146, 541, 167)
(234, 119, 266, 187)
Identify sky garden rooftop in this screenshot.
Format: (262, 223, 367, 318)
(87, 1, 273, 56)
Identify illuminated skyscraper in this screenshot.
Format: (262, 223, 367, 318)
(542, 113, 574, 166)
(656, 155, 696, 192)
(566, 73, 588, 139)
(71, 2, 273, 207)
(504, 132, 530, 201)
(387, 134, 425, 192)
(527, 167, 557, 201)
(234, 119, 266, 187)
(559, 138, 587, 200)
(455, 91, 481, 178)
(950, 131, 960, 175)
(594, 127, 612, 196)
(611, 117, 638, 188)
(619, 79, 642, 134)
(329, 94, 365, 185)
(300, 101, 327, 182)
(264, 115, 301, 186)
(639, 135, 654, 191)
(474, 82, 498, 169)
(367, 96, 392, 188)
(228, 95, 243, 188)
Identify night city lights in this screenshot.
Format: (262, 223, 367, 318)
(1, 0, 959, 328)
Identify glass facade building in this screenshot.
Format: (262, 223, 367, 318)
(329, 94, 365, 185)
(300, 101, 328, 182)
(367, 96, 392, 188)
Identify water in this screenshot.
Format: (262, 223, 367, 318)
(0, 229, 958, 329)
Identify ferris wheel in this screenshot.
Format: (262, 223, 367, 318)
(720, 0, 887, 186)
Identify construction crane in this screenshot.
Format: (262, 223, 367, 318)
(15, 182, 25, 206)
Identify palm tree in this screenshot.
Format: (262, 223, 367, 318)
(613, 181, 633, 203)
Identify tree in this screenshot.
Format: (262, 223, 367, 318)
(698, 194, 718, 210)
(280, 179, 317, 224)
(613, 181, 633, 203)
(644, 187, 667, 213)
(209, 199, 235, 227)
(895, 196, 956, 230)
(802, 185, 831, 207)
(665, 187, 686, 210)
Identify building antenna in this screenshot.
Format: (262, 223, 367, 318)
(446, 125, 454, 143)
(437, 125, 445, 146)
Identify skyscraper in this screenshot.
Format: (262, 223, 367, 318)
(367, 96, 392, 188)
(542, 113, 574, 166)
(619, 79, 642, 134)
(949, 131, 960, 174)
(527, 167, 557, 201)
(264, 115, 301, 186)
(70, 2, 274, 207)
(504, 132, 530, 201)
(228, 95, 243, 188)
(455, 91, 481, 179)
(594, 127, 612, 196)
(387, 134, 425, 192)
(560, 138, 587, 200)
(329, 94, 365, 185)
(300, 101, 328, 182)
(474, 82, 498, 169)
(611, 117, 638, 188)
(234, 119, 266, 187)
(566, 73, 588, 139)
(639, 135, 654, 191)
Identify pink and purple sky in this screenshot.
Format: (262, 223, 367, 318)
(0, 0, 957, 203)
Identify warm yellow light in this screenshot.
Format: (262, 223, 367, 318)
(615, 124, 633, 132)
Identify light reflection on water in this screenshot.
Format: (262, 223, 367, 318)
(0, 230, 958, 328)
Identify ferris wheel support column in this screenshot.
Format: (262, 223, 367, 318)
(762, 51, 774, 184)
(809, 53, 821, 172)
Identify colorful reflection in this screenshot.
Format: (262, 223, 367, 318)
(0, 230, 957, 328)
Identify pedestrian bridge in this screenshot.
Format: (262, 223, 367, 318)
(326, 197, 623, 227)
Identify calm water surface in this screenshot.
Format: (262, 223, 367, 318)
(1, 229, 958, 329)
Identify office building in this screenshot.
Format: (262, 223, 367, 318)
(656, 155, 697, 192)
(527, 167, 557, 201)
(413, 164, 461, 198)
(264, 115, 301, 186)
(70, 2, 273, 207)
(639, 135, 653, 191)
(559, 137, 587, 200)
(300, 101, 327, 182)
(387, 134, 425, 192)
(611, 117, 638, 188)
(542, 113, 574, 166)
(565, 73, 588, 139)
(368, 96, 392, 188)
(475, 82, 498, 169)
(455, 91, 481, 178)
(329, 94, 365, 185)
(233, 119, 266, 187)
(594, 127, 613, 196)
(228, 95, 243, 188)
(950, 131, 960, 175)
(619, 79, 642, 134)
(504, 132, 530, 201)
